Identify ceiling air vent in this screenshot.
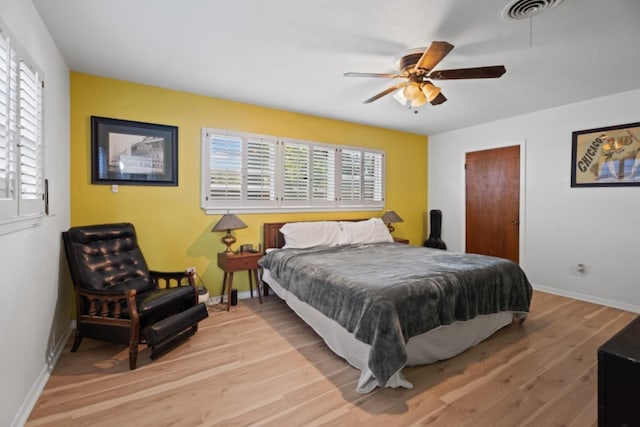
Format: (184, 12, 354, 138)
(501, 0, 563, 21)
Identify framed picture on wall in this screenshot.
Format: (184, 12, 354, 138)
(91, 116, 178, 186)
(571, 121, 640, 187)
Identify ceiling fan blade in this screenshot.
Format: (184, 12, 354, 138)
(363, 83, 407, 104)
(429, 65, 506, 80)
(430, 92, 447, 105)
(344, 72, 398, 78)
(414, 41, 454, 72)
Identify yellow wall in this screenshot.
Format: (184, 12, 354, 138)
(70, 72, 428, 294)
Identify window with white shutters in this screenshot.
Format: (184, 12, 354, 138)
(0, 23, 45, 226)
(202, 130, 279, 210)
(201, 128, 384, 213)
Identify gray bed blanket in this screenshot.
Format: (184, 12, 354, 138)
(259, 243, 532, 387)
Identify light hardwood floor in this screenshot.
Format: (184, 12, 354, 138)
(26, 291, 635, 427)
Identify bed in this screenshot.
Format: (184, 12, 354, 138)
(258, 218, 532, 393)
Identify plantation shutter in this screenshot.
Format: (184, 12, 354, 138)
(0, 32, 14, 204)
(363, 151, 384, 202)
(282, 141, 309, 201)
(18, 61, 44, 215)
(246, 137, 276, 202)
(206, 133, 242, 202)
(340, 149, 361, 201)
(311, 145, 335, 204)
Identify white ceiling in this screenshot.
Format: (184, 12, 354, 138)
(34, 0, 640, 136)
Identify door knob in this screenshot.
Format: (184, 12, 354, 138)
(510, 220, 520, 225)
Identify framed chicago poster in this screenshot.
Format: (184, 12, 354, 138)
(571, 121, 640, 187)
(91, 116, 178, 186)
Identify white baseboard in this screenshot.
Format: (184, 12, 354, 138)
(533, 283, 640, 314)
(11, 322, 73, 427)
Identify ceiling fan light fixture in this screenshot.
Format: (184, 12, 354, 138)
(344, 40, 506, 108)
(402, 83, 421, 101)
(422, 82, 441, 102)
(392, 90, 410, 107)
(411, 91, 427, 107)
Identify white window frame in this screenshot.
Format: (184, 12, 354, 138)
(0, 22, 46, 234)
(201, 128, 385, 214)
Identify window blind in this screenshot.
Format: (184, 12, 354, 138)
(363, 151, 384, 202)
(340, 149, 362, 201)
(311, 145, 335, 202)
(18, 61, 43, 202)
(0, 33, 15, 203)
(246, 137, 276, 201)
(206, 133, 242, 201)
(282, 141, 309, 201)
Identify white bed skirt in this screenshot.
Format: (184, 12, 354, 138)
(262, 269, 519, 393)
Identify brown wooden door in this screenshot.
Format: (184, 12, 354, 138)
(465, 145, 520, 263)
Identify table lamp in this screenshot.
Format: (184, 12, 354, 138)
(381, 210, 403, 233)
(212, 213, 247, 253)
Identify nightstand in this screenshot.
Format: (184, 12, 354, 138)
(217, 252, 263, 311)
(393, 237, 409, 244)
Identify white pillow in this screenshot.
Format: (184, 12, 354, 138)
(339, 218, 393, 245)
(280, 221, 342, 249)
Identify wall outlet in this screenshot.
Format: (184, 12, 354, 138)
(186, 267, 196, 274)
(570, 263, 587, 276)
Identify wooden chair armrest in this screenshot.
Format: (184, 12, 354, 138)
(76, 288, 136, 298)
(149, 270, 196, 290)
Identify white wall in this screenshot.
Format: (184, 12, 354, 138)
(429, 89, 640, 313)
(0, 1, 70, 426)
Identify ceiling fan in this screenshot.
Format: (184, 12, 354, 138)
(344, 41, 506, 107)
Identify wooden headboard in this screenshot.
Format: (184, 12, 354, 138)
(263, 222, 289, 250)
(262, 219, 368, 250)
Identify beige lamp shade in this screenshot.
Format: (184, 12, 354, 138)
(212, 214, 247, 253)
(381, 210, 404, 233)
(402, 83, 422, 101)
(411, 91, 427, 107)
(422, 82, 441, 102)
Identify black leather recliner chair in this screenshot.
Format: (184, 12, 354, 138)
(62, 223, 208, 369)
